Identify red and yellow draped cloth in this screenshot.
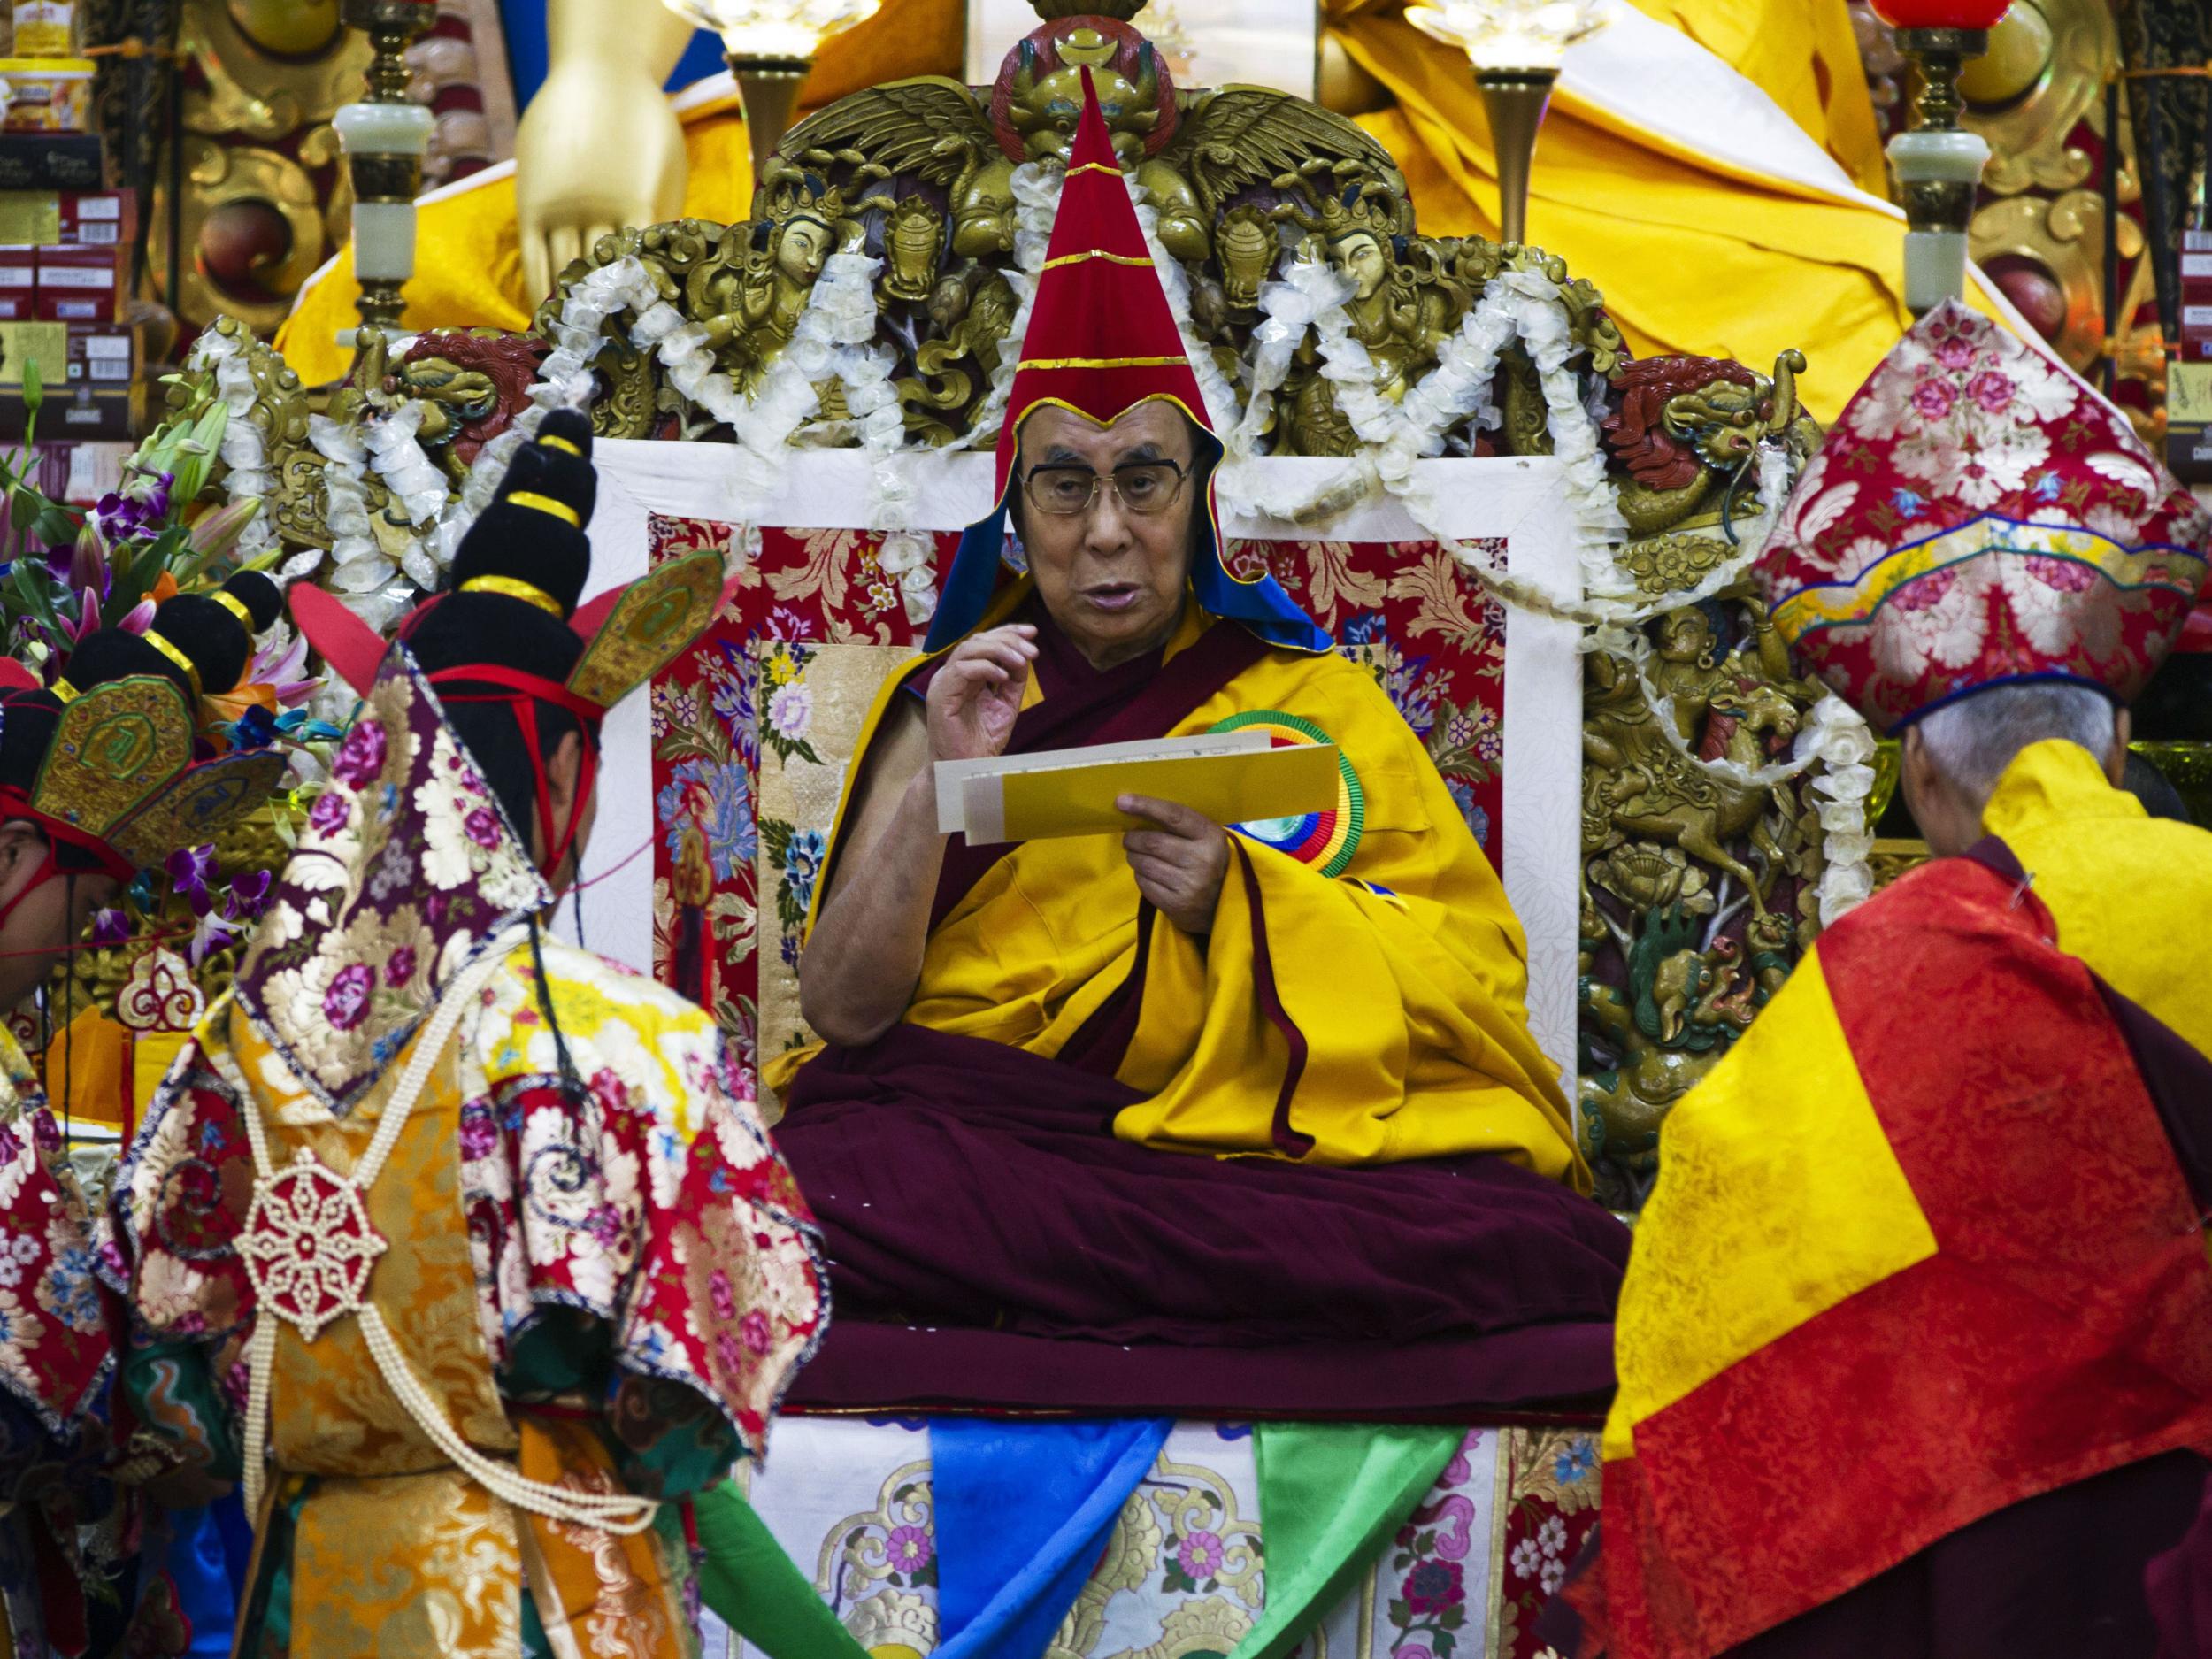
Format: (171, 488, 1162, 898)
(1572, 846, 2212, 1658)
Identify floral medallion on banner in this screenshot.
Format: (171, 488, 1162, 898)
(649, 518, 1512, 1091)
(718, 1420, 1601, 1659)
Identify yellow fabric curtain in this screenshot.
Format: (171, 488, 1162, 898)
(1619, 0, 1887, 197)
(274, 0, 964, 386)
(283, 0, 2001, 419)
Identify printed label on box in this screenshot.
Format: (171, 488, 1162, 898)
(0, 194, 58, 246)
(37, 265, 109, 288)
(0, 319, 68, 384)
(2168, 363, 2212, 425)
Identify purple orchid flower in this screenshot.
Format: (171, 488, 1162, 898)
(165, 843, 219, 916)
(226, 869, 273, 920)
(88, 908, 130, 946)
(93, 469, 173, 544)
(186, 909, 237, 967)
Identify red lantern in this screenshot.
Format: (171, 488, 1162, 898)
(1870, 0, 2012, 27)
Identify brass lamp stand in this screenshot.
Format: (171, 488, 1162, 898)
(1475, 66, 1557, 248)
(336, 0, 436, 341)
(659, 0, 884, 195)
(1887, 27, 1993, 315)
(726, 53, 813, 187)
(1403, 0, 1606, 251)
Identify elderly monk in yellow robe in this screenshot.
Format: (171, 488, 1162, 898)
(1544, 303, 2212, 1659)
(280, 0, 2048, 419)
(756, 79, 1626, 1420)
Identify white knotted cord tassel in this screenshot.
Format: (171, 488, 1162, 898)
(219, 933, 658, 1535)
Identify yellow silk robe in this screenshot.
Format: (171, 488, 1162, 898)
(765, 594, 1586, 1189)
(280, 0, 2024, 419)
(1980, 738, 2212, 1068)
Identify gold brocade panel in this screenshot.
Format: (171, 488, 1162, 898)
(230, 1007, 516, 1477)
(288, 1469, 524, 1657)
(518, 1418, 696, 1659)
(227, 999, 698, 1659)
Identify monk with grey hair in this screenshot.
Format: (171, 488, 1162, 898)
(1546, 302, 2212, 1659)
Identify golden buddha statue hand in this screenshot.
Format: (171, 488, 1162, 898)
(514, 0, 697, 302)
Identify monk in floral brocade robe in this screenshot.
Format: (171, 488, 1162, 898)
(115, 413, 829, 1658)
(0, 1030, 115, 1656)
(767, 79, 1626, 1415)
(0, 567, 311, 1654)
(1548, 303, 2212, 1659)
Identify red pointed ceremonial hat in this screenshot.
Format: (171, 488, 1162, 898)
(989, 65, 1213, 505)
(926, 70, 1328, 655)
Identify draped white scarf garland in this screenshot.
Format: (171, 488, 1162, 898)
(178, 191, 1873, 920)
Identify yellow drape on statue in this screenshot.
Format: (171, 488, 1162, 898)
(282, 0, 2024, 420)
(1616, 0, 1887, 196)
(1333, 1, 2035, 419)
(274, 0, 964, 386)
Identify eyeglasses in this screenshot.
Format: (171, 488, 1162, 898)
(1019, 460, 1191, 518)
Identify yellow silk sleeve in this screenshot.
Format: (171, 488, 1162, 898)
(1110, 652, 1582, 1187)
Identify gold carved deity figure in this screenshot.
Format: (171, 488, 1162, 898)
(1270, 184, 1440, 455)
(1578, 597, 1819, 1211)
(1583, 596, 1814, 923)
(710, 169, 864, 396)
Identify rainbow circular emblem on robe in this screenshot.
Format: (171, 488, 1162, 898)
(1206, 710, 1363, 877)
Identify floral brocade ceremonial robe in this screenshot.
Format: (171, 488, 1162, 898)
(116, 650, 828, 1659)
(767, 590, 1584, 1186)
(0, 1023, 116, 1656)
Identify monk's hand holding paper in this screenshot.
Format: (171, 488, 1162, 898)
(926, 625, 1039, 763)
(1118, 794, 1229, 934)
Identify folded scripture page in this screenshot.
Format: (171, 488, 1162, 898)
(935, 731, 1339, 843)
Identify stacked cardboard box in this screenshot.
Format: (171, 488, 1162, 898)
(2169, 231, 2212, 485)
(0, 187, 135, 438)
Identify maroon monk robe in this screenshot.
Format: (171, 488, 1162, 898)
(775, 606, 1629, 1415)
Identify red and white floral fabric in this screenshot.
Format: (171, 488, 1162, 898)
(1758, 299, 2211, 732)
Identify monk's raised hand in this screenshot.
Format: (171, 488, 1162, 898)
(1118, 794, 1230, 935)
(926, 625, 1039, 764)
